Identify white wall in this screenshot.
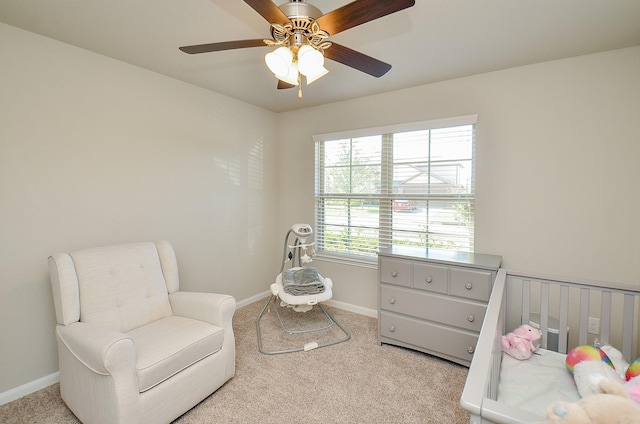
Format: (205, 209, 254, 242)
(277, 46, 640, 309)
(0, 23, 279, 394)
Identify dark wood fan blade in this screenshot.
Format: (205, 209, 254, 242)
(244, 0, 289, 24)
(324, 43, 391, 77)
(316, 0, 415, 35)
(277, 79, 296, 90)
(179, 39, 267, 54)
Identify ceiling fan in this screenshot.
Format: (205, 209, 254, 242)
(179, 0, 415, 97)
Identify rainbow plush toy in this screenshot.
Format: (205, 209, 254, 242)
(565, 345, 613, 375)
(626, 358, 640, 403)
(566, 344, 640, 403)
(626, 358, 640, 381)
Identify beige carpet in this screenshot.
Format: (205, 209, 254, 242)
(0, 299, 471, 423)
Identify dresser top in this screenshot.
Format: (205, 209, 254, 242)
(378, 246, 502, 270)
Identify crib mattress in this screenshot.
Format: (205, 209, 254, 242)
(498, 348, 581, 417)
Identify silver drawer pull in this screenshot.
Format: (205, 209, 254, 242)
(391, 271, 398, 277)
(389, 298, 396, 305)
(468, 315, 475, 322)
(465, 282, 473, 290)
(426, 276, 433, 283)
(389, 325, 396, 332)
(467, 346, 475, 354)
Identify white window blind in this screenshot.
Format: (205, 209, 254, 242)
(314, 115, 477, 262)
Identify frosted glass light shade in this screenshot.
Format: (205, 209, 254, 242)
(265, 46, 293, 76)
(305, 66, 328, 84)
(297, 45, 324, 76)
(276, 62, 299, 86)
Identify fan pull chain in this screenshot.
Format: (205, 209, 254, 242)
(298, 73, 303, 99)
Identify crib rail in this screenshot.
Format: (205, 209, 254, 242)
(461, 269, 640, 424)
(460, 268, 507, 419)
(505, 271, 639, 361)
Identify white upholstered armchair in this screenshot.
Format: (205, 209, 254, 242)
(48, 241, 236, 424)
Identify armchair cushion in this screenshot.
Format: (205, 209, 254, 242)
(72, 242, 173, 332)
(128, 316, 224, 392)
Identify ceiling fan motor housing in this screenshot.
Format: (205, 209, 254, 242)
(270, 1, 329, 50)
(278, 0, 322, 20)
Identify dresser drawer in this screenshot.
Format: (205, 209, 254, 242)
(380, 285, 485, 332)
(379, 258, 412, 287)
(413, 263, 448, 294)
(450, 268, 492, 301)
(380, 311, 478, 363)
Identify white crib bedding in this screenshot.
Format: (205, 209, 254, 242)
(497, 349, 581, 417)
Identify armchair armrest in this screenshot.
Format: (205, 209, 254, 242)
(169, 292, 236, 327)
(56, 322, 135, 375)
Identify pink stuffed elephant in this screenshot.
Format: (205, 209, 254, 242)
(502, 324, 541, 360)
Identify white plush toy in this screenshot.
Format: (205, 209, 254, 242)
(542, 380, 640, 424)
(573, 360, 624, 398)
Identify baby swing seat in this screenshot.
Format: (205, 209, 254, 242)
(272, 267, 333, 312)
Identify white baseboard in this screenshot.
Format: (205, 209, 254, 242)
(237, 292, 378, 318)
(323, 299, 378, 318)
(0, 372, 60, 406)
(1, 296, 377, 406)
(236, 290, 271, 308)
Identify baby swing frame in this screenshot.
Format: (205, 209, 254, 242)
(256, 224, 350, 354)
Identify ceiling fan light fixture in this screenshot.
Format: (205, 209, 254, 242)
(180, 0, 417, 96)
(265, 46, 293, 76)
(297, 45, 325, 76)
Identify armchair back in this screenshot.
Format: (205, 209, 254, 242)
(49, 241, 179, 332)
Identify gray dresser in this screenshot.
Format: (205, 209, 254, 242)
(378, 246, 501, 367)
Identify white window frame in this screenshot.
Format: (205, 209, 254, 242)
(313, 115, 478, 265)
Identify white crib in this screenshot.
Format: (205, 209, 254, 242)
(460, 269, 640, 423)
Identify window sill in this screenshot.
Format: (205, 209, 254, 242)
(312, 253, 378, 270)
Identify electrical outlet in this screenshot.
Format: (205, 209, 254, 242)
(588, 317, 600, 334)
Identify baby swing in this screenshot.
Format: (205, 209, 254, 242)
(256, 224, 350, 354)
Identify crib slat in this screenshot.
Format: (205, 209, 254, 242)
(521, 279, 531, 326)
(578, 288, 590, 345)
(622, 294, 634, 361)
(540, 282, 550, 349)
(558, 285, 569, 354)
(599, 291, 612, 346)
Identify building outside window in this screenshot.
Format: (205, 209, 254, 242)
(314, 115, 477, 263)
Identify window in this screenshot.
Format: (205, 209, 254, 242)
(314, 115, 477, 262)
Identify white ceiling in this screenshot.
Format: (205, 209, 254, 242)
(2, 0, 640, 113)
